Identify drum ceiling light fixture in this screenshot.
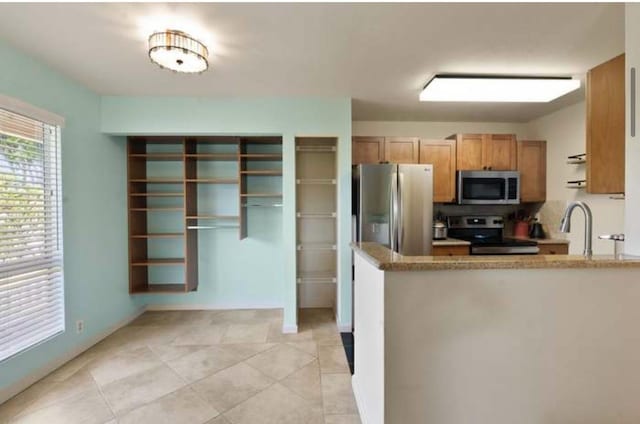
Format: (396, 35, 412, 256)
(148, 29, 209, 73)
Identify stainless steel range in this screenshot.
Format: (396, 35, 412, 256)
(448, 215, 539, 255)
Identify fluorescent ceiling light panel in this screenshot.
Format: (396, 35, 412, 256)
(419, 76, 581, 102)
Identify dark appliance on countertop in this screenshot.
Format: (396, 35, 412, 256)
(448, 215, 539, 255)
(457, 170, 520, 205)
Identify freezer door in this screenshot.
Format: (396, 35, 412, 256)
(397, 164, 433, 255)
(358, 164, 395, 247)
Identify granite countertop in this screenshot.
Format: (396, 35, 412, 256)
(432, 238, 471, 246)
(352, 242, 640, 271)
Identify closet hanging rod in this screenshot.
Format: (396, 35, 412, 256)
(187, 225, 240, 230)
(242, 203, 283, 208)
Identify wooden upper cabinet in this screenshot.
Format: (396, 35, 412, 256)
(449, 133, 517, 171)
(352, 136, 419, 164)
(419, 139, 457, 203)
(586, 53, 625, 194)
(518, 140, 547, 202)
(484, 134, 517, 170)
(452, 134, 484, 170)
(352, 137, 385, 164)
(385, 137, 419, 163)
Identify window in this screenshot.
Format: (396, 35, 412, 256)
(0, 106, 64, 362)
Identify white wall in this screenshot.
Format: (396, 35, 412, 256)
(381, 265, 640, 424)
(526, 101, 625, 255)
(352, 121, 529, 139)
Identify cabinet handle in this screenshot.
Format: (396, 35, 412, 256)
(632, 67, 636, 138)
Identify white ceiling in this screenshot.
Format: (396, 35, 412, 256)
(0, 3, 625, 122)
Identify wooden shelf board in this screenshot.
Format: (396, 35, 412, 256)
(296, 243, 337, 251)
(241, 170, 282, 176)
(129, 153, 183, 161)
(131, 284, 187, 294)
(129, 137, 183, 145)
(185, 179, 239, 184)
(185, 154, 238, 161)
(131, 233, 184, 238)
(240, 193, 283, 198)
(130, 179, 183, 184)
(131, 258, 185, 266)
(296, 212, 337, 219)
(297, 272, 337, 284)
(296, 178, 336, 185)
(130, 192, 184, 197)
(185, 215, 240, 220)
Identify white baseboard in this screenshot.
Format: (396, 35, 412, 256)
(145, 303, 284, 311)
(282, 324, 298, 334)
(352, 375, 371, 424)
(0, 306, 145, 404)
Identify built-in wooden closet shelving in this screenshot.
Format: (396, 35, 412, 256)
(127, 135, 282, 294)
(239, 137, 283, 239)
(295, 137, 338, 308)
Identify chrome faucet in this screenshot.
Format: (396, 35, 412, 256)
(559, 201, 593, 256)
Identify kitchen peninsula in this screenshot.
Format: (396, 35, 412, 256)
(352, 242, 640, 424)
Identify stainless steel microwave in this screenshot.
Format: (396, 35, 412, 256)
(457, 170, 520, 205)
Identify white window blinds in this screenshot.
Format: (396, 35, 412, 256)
(0, 107, 64, 362)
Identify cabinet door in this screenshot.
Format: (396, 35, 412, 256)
(385, 137, 419, 163)
(432, 245, 470, 256)
(538, 244, 569, 255)
(586, 54, 625, 194)
(352, 137, 385, 164)
(484, 134, 517, 170)
(518, 140, 547, 202)
(419, 139, 457, 203)
(455, 134, 485, 170)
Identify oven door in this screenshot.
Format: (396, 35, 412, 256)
(457, 171, 508, 204)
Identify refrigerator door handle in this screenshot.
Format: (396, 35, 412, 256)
(389, 171, 398, 252)
(397, 171, 404, 252)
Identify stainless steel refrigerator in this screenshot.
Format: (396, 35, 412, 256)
(353, 164, 433, 255)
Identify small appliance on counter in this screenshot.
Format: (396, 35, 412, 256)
(433, 214, 448, 240)
(448, 215, 539, 255)
(529, 220, 546, 239)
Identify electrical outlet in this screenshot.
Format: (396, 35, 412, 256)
(76, 320, 84, 334)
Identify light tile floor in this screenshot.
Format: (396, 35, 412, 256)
(0, 308, 360, 424)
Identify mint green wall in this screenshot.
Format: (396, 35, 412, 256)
(101, 97, 353, 330)
(0, 42, 139, 392)
(0, 38, 352, 396)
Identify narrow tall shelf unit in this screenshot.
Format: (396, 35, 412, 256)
(295, 137, 338, 308)
(239, 137, 284, 239)
(127, 136, 282, 294)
